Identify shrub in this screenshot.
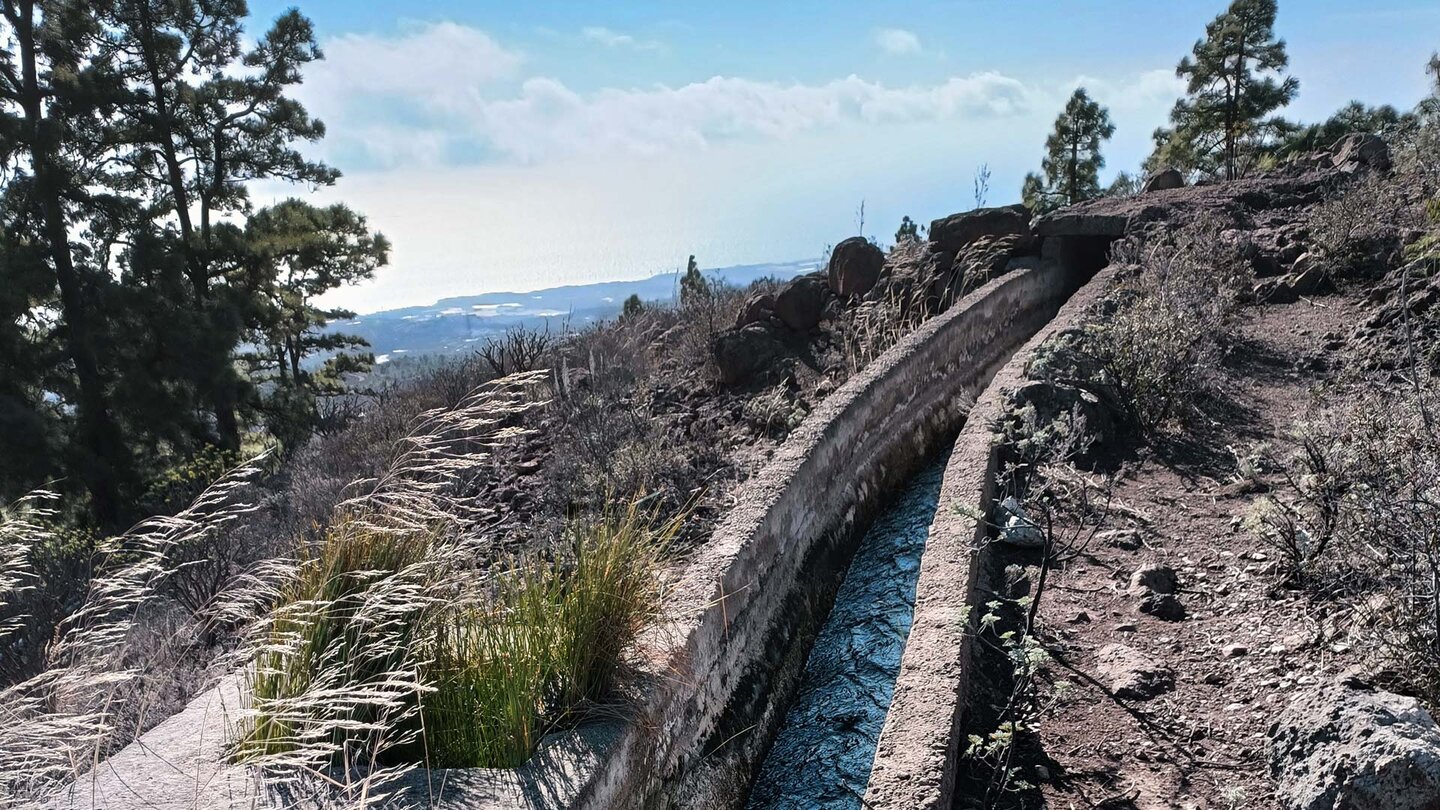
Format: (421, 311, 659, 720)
(1089, 217, 1250, 431)
(1252, 381, 1440, 703)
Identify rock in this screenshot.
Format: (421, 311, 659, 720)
(1142, 168, 1185, 193)
(712, 324, 784, 385)
(1222, 643, 1249, 659)
(1269, 676, 1440, 810)
(1098, 529, 1145, 551)
(1008, 381, 1117, 463)
(929, 205, 1030, 254)
(827, 237, 885, 297)
(1097, 643, 1174, 700)
(995, 496, 1045, 548)
(735, 292, 775, 327)
(1332, 133, 1391, 174)
(1139, 592, 1187, 622)
(773, 275, 828, 331)
(1289, 254, 1327, 296)
(1129, 563, 1179, 595)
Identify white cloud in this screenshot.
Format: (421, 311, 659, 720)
(307, 22, 522, 98)
(875, 28, 922, 55)
(581, 26, 663, 51)
(302, 22, 1038, 167)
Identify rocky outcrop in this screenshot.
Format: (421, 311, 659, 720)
(1142, 168, 1185, 193)
(828, 237, 885, 297)
(929, 205, 1030, 254)
(1269, 675, 1440, 810)
(774, 275, 828, 331)
(713, 324, 785, 385)
(735, 292, 775, 328)
(1332, 132, 1391, 174)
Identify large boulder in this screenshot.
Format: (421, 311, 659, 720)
(1332, 133, 1391, 174)
(712, 324, 785, 385)
(1269, 675, 1440, 810)
(827, 237, 885, 297)
(929, 204, 1030, 254)
(735, 292, 775, 328)
(1141, 168, 1185, 193)
(773, 275, 828, 332)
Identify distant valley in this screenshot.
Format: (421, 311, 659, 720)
(335, 259, 817, 365)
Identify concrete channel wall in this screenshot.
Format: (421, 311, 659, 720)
(863, 264, 1122, 810)
(50, 259, 1083, 810)
(579, 259, 1084, 808)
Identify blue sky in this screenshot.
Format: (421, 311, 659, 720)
(244, 1, 1440, 313)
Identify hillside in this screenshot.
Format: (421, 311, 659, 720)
(336, 260, 815, 362)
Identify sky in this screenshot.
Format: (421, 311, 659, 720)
(241, 0, 1440, 314)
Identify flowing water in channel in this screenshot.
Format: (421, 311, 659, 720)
(745, 456, 948, 809)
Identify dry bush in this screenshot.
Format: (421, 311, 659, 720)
(1306, 171, 1417, 279)
(1089, 216, 1251, 432)
(0, 460, 268, 806)
(836, 284, 926, 374)
(1251, 381, 1440, 702)
(476, 325, 554, 376)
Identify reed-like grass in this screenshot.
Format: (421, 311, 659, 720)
(415, 500, 679, 768)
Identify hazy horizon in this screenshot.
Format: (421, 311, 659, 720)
(241, 0, 1440, 314)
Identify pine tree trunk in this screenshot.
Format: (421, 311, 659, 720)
(10, 0, 131, 525)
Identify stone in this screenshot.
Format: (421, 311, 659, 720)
(1129, 563, 1179, 595)
(1332, 133, 1391, 174)
(1142, 168, 1185, 193)
(1269, 676, 1440, 810)
(827, 237, 885, 297)
(995, 496, 1045, 548)
(1097, 643, 1174, 700)
(774, 275, 828, 331)
(735, 292, 775, 327)
(1139, 592, 1187, 622)
(1099, 529, 1145, 551)
(712, 324, 784, 385)
(1222, 643, 1249, 659)
(928, 205, 1030, 254)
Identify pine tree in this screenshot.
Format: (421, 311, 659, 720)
(679, 255, 710, 308)
(1022, 88, 1115, 213)
(240, 200, 389, 449)
(1150, 0, 1298, 181)
(622, 294, 644, 318)
(895, 216, 921, 244)
(0, 0, 137, 524)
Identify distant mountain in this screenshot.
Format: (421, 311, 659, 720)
(335, 259, 818, 363)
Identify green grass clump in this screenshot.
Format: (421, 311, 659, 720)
(239, 498, 679, 770)
(416, 500, 678, 768)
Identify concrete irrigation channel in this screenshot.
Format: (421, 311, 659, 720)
(50, 227, 1118, 810)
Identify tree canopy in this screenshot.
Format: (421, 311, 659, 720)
(1148, 0, 1298, 180)
(0, 1, 383, 527)
(1022, 88, 1115, 213)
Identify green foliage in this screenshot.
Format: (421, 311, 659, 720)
(0, 2, 377, 526)
(679, 254, 711, 309)
(622, 293, 645, 318)
(1148, 0, 1299, 180)
(1091, 218, 1251, 432)
(138, 445, 241, 517)
(241, 497, 678, 769)
(241, 200, 390, 450)
(1022, 88, 1115, 213)
(1277, 101, 1415, 157)
(895, 215, 921, 244)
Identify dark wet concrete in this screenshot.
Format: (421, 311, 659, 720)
(746, 457, 947, 809)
